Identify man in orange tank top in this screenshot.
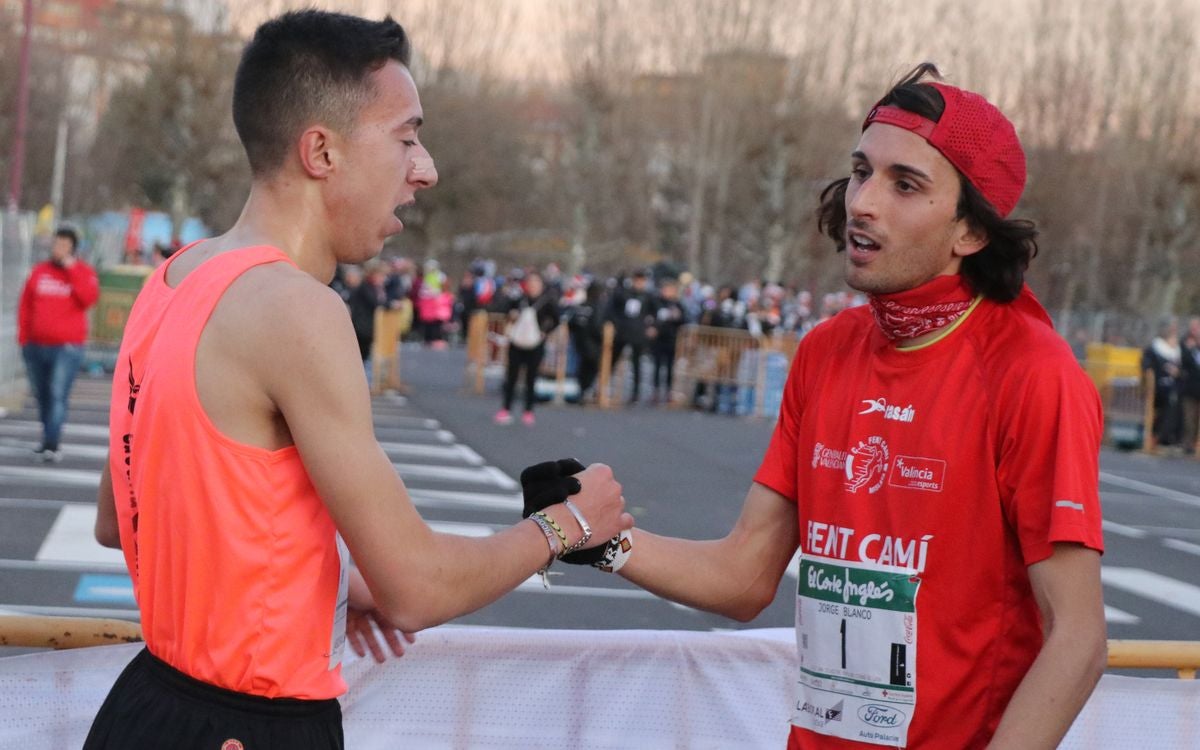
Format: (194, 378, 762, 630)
(88, 10, 631, 749)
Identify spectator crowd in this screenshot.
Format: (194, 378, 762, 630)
(327, 256, 1200, 452)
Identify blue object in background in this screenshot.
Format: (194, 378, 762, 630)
(74, 574, 135, 605)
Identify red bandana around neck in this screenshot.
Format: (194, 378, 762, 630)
(869, 275, 976, 342)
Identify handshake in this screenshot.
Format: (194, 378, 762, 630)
(520, 458, 635, 572)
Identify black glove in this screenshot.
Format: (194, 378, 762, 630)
(520, 458, 585, 518)
(519, 457, 613, 566)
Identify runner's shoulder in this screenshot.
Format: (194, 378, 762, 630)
(226, 264, 350, 343)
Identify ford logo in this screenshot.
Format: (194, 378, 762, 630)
(858, 704, 905, 727)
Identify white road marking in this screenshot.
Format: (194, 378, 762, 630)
(409, 489, 522, 512)
(373, 416, 440, 430)
(427, 521, 497, 538)
(0, 466, 101, 487)
(1102, 567, 1200, 618)
(37, 505, 125, 566)
(1099, 471, 1200, 510)
(1162, 538, 1200, 558)
(1104, 605, 1141, 625)
(1102, 520, 1148, 539)
(482, 465, 519, 490)
(393, 463, 517, 489)
(0, 441, 108, 460)
(0, 421, 109, 440)
(0, 603, 137, 619)
(378, 441, 485, 465)
(0, 558, 126, 573)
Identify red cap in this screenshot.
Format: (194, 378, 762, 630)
(862, 82, 1026, 218)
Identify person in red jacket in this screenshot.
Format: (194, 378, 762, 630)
(18, 227, 99, 461)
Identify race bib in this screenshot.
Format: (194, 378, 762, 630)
(624, 298, 642, 318)
(793, 555, 921, 747)
(329, 533, 351, 670)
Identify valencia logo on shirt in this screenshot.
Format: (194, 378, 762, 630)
(888, 456, 946, 493)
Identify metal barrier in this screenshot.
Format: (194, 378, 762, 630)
(0, 615, 142, 650)
(672, 324, 798, 418)
(0, 211, 34, 410)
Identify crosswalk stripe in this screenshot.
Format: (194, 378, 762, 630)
(374, 416, 440, 430)
(37, 505, 125, 566)
(0, 466, 100, 486)
(1162, 538, 1200, 557)
(1102, 567, 1200, 618)
(428, 521, 497, 538)
(0, 461, 511, 490)
(0, 558, 126, 573)
(1101, 520, 1147, 539)
(409, 489, 522, 512)
(378, 441, 484, 465)
(1099, 471, 1200, 510)
(0, 441, 108, 461)
(0, 603, 138, 619)
(0, 421, 110, 440)
(394, 462, 517, 489)
(1104, 605, 1141, 625)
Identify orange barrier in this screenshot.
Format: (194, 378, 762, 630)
(1, 614, 1197, 682)
(370, 307, 409, 395)
(0, 615, 142, 650)
(1107, 640, 1200, 679)
(597, 322, 615, 409)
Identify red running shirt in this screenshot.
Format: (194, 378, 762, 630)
(755, 287, 1103, 749)
(109, 244, 349, 700)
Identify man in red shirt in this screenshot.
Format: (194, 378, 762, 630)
(531, 64, 1106, 748)
(18, 227, 99, 462)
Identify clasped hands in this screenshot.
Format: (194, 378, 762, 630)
(520, 458, 633, 566)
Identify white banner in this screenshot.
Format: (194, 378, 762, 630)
(0, 627, 1195, 749)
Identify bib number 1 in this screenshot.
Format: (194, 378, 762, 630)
(793, 556, 921, 747)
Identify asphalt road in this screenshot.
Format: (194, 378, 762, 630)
(2, 345, 1200, 660)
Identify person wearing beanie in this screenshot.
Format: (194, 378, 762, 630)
(18, 226, 99, 462)
(522, 63, 1104, 749)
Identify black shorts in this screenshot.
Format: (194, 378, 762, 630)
(84, 648, 344, 750)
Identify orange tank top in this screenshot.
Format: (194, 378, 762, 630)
(109, 244, 349, 699)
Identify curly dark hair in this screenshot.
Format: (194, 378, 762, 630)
(817, 63, 1038, 302)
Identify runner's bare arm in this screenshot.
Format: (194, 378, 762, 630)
(986, 543, 1106, 749)
(95, 457, 121, 549)
(618, 482, 799, 621)
(345, 567, 415, 663)
(256, 277, 631, 633)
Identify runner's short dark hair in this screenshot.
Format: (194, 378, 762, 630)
(817, 63, 1039, 302)
(233, 10, 412, 177)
